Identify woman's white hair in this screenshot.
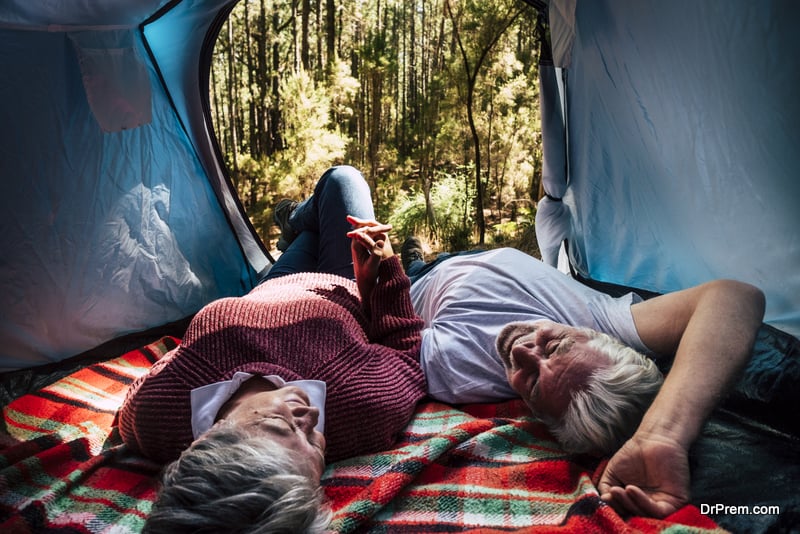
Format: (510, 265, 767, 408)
(142, 423, 331, 534)
(547, 330, 664, 455)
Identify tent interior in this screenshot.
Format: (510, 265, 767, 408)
(1, 0, 798, 532)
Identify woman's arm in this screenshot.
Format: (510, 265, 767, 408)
(347, 215, 422, 354)
(599, 279, 765, 517)
(346, 215, 393, 308)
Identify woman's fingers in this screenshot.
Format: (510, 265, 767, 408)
(348, 228, 387, 250)
(346, 215, 392, 233)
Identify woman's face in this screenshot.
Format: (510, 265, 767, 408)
(215, 384, 326, 481)
(498, 320, 612, 421)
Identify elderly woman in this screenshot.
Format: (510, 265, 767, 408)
(117, 166, 426, 533)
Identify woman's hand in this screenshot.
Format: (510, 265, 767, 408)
(346, 215, 394, 303)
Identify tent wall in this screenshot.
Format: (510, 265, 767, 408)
(144, 0, 270, 277)
(540, 0, 800, 338)
(2, 0, 797, 370)
(0, 0, 267, 371)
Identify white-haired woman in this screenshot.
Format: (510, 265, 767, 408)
(119, 166, 426, 533)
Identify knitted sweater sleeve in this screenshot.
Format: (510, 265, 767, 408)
(322, 257, 426, 460)
(117, 347, 197, 463)
(365, 256, 423, 359)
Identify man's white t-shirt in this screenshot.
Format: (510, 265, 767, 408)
(409, 248, 650, 404)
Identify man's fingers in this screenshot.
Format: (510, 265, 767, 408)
(347, 227, 388, 244)
(349, 231, 376, 248)
(346, 215, 370, 224)
(601, 485, 678, 519)
(624, 486, 677, 518)
(602, 486, 649, 517)
(349, 230, 389, 257)
(357, 223, 392, 234)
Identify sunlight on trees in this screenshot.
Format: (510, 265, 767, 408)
(277, 69, 348, 185)
(209, 0, 545, 255)
(390, 168, 474, 251)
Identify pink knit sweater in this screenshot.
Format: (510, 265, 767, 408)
(117, 256, 426, 463)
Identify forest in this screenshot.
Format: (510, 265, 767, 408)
(209, 0, 547, 256)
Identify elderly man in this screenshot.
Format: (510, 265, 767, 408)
(403, 241, 765, 518)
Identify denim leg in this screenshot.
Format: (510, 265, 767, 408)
(262, 232, 320, 281)
(407, 253, 453, 284)
(262, 166, 374, 282)
(296, 165, 374, 278)
(405, 259, 432, 283)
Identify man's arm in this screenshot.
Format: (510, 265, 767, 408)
(599, 279, 765, 517)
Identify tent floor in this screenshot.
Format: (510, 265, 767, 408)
(2, 316, 797, 532)
(0, 316, 192, 406)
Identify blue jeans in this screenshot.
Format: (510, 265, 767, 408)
(261, 166, 375, 282)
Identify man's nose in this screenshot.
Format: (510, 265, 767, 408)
(496, 321, 539, 366)
(292, 404, 320, 434)
(510, 340, 543, 369)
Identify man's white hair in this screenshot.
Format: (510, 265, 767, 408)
(496, 321, 664, 455)
(544, 330, 664, 454)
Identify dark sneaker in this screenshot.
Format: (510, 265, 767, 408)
(401, 236, 425, 272)
(273, 199, 298, 251)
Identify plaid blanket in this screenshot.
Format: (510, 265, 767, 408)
(1, 337, 727, 533)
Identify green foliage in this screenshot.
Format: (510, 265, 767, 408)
(328, 58, 360, 121)
(211, 0, 545, 254)
(480, 39, 542, 214)
(231, 155, 271, 238)
(389, 167, 476, 251)
(225, 70, 355, 244)
(491, 217, 531, 245)
(277, 70, 349, 186)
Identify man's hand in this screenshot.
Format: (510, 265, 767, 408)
(346, 215, 393, 302)
(598, 432, 690, 518)
(615, 280, 764, 518)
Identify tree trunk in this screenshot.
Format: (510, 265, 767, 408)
(465, 84, 485, 244)
(256, 0, 268, 157)
(268, 10, 283, 154)
(301, 0, 310, 70)
(226, 17, 239, 182)
(326, 0, 336, 70)
(445, 0, 526, 245)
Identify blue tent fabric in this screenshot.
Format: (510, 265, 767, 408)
(1, 0, 798, 373)
(68, 29, 153, 133)
(541, 0, 800, 339)
(538, 4, 800, 531)
(0, 1, 798, 532)
(0, 0, 267, 371)
(534, 64, 570, 268)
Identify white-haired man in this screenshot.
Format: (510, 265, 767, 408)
(403, 240, 765, 518)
